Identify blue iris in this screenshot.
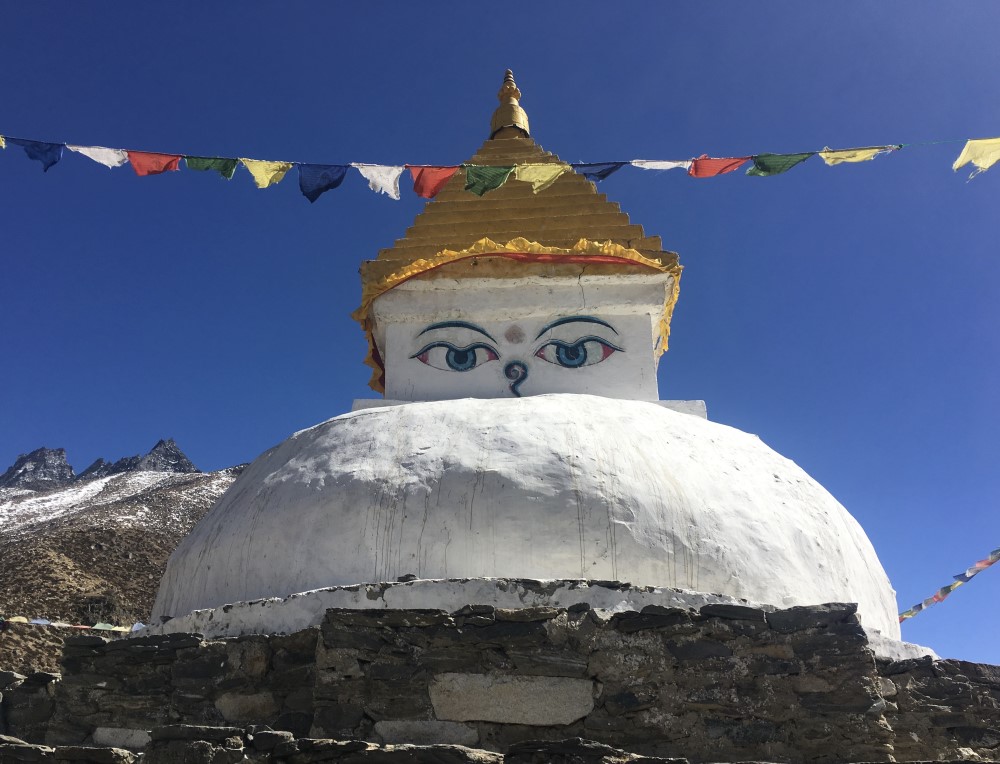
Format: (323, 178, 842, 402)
(555, 341, 587, 368)
(446, 347, 476, 371)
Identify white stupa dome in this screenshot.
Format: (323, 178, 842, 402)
(153, 395, 900, 638)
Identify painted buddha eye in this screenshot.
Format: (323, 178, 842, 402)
(411, 342, 500, 372)
(534, 337, 622, 368)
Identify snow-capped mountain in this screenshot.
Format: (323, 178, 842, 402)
(0, 441, 243, 672)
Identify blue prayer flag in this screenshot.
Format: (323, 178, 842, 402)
(298, 164, 349, 203)
(572, 161, 626, 182)
(8, 138, 64, 172)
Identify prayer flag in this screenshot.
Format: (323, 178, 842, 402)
(572, 162, 626, 181)
(688, 155, 750, 178)
(514, 163, 569, 192)
(131, 622, 146, 632)
(952, 138, 1000, 177)
(67, 145, 129, 169)
(185, 156, 238, 179)
(128, 151, 181, 176)
(351, 163, 405, 199)
(818, 146, 895, 166)
(298, 163, 349, 202)
(407, 165, 459, 198)
(7, 616, 28, 623)
(50, 622, 72, 628)
(630, 160, 692, 171)
(8, 138, 64, 172)
(241, 158, 294, 189)
(92, 622, 116, 631)
(29, 618, 51, 625)
(0, 136, 6, 149)
(746, 152, 814, 177)
(465, 165, 514, 196)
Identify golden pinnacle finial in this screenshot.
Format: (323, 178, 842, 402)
(490, 69, 530, 139)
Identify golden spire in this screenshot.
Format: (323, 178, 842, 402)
(490, 69, 530, 139)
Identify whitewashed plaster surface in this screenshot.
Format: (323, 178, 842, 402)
(153, 395, 901, 638)
(373, 275, 675, 401)
(352, 398, 708, 419)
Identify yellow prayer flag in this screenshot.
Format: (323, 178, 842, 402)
(952, 138, 1000, 176)
(240, 158, 293, 189)
(818, 147, 890, 166)
(514, 163, 570, 193)
(0, 136, 5, 149)
(6, 616, 28, 623)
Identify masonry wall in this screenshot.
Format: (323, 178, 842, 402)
(5, 603, 999, 763)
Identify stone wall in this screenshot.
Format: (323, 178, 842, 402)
(5, 603, 999, 762)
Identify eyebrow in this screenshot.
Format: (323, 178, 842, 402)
(535, 316, 619, 340)
(418, 321, 497, 342)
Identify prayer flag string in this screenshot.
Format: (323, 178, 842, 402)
(1, 132, 997, 203)
(898, 546, 1000, 623)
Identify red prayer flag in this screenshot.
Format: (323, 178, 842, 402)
(407, 165, 460, 198)
(688, 154, 751, 178)
(128, 151, 182, 176)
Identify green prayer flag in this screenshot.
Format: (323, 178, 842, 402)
(746, 152, 814, 177)
(465, 165, 514, 196)
(185, 156, 239, 180)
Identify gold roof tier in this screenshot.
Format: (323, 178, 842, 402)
(370, 136, 672, 267)
(355, 71, 682, 392)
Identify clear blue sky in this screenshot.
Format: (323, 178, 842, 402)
(2, 3, 998, 663)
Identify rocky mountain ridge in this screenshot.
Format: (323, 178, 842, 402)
(0, 439, 243, 673)
(0, 439, 199, 492)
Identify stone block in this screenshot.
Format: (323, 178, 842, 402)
(494, 607, 561, 623)
(506, 650, 589, 678)
(310, 703, 365, 736)
(282, 687, 315, 714)
(373, 720, 479, 746)
(507, 737, 687, 763)
(665, 639, 732, 662)
(429, 673, 594, 725)
(698, 603, 767, 622)
(170, 650, 228, 681)
(272, 712, 313, 739)
(612, 610, 690, 634)
(767, 603, 857, 633)
(0, 739, 54, 761)
(225, 638, 270, 680)
(314, 643, 365, 676)
(325, 608, 451, 629)
(53, 746, 136, 763)
(89, 728, 150, 751)
(248, 729, 294, 751)
(148, 725, 242, 743)
(213, 691, 279, 723)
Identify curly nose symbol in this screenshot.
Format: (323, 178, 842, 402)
(504, 361, 528, 397)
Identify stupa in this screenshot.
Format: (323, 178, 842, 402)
(152, 71, 901, 643)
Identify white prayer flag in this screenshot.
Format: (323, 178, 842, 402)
(67, 145, 129, 168)
(351, 163, 405, 200)
(630, 159, 692, 171)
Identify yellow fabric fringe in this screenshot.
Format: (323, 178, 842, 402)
(353, 237, 682, 393)
(240, 158, 293, 189)
(818, 147, 888, 165)
(952, 138, 1000, 177)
